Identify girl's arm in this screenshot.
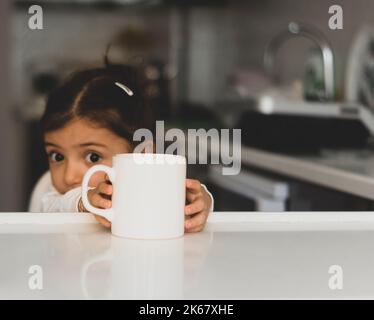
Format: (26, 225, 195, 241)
(29, 171, 81, 213)
(40, 187, 82, 213)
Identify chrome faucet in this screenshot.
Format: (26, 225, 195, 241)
(264, 22, 335, 101)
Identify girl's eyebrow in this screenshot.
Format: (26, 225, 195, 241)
(44, 142, 107, 149)
(77, 142, 108, 148)
(44, 142, 60, 148)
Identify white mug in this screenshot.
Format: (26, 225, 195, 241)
(81, 153, 186, 239)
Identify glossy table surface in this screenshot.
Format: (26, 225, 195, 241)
(2, 211, 374, 299)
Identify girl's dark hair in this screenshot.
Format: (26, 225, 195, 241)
(40, 63, 153, 147)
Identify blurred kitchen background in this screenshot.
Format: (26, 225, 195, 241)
(3, 0, 374, 212)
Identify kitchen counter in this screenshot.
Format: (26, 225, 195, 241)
(2, 211, 374, 299)
(239, 146, 374, 200)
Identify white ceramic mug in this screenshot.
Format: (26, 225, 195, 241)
(81, 153, 186, 239)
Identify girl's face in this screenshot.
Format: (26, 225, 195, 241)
(44, 118, 132, 194)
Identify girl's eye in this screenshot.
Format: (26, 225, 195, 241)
(49, 152, 64, 162)
(86, 152, 102, 164)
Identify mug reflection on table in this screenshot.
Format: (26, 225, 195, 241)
(81, 236, 184, 299)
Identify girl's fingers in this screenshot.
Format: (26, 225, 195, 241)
(90, 192, 111, 209)
(94, 214, 111, 228)
(89, 191, 112, 228)
(186, 190, 199, 203)
(185, 198, 205, 215)
(186, 179, 201, 194)
(185, 211, 207, 230)
(185, 224, 204, 233)
(97, 181, 113, 195)
(104, 174, 112, 185)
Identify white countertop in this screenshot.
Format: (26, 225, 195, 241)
(240, 147, 374, 200)
(2, 211, 374, 299)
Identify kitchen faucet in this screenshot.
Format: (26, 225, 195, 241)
(264, 22, 335, 101)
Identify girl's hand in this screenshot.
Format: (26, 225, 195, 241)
(79, 180, 113, 228)
(184, 179, 212, 233)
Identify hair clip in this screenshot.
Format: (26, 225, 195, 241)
(115, 82, 134, 96)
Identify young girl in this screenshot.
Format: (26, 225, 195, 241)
(29, 64, 213, 233)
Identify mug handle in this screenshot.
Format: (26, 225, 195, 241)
(81, 165, 116, 222)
